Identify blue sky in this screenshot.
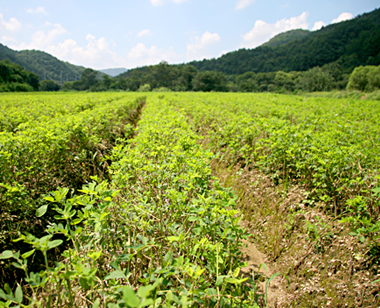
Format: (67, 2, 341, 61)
(0, 1, 378, 70)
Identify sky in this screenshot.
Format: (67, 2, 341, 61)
(0, 1, 378, 70)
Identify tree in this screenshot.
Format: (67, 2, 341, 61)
(81, 68, 100, 90)
(40, 80, 60, 91)
(191, 71, 228, 92)
(102, 74, 112, 90)
(296, 67, 334, 92)
(347, 65, 380, 91)
(0, 60, 39, 92)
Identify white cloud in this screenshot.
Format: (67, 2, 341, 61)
(312, 21, 326, 31)
(235, 0, 255, 10)
(312, 12, 353, 31)
(1, 36, 17, 44)
(331, 12, 353, 24)
(0, 13, 21, 31)
(26, 7, 47, 14)
(241, 12, 309, 48)
(13, 23, 66, 50)
(186, 31, 221, 60)
(137, 29, 152, 37)
(150, 0, 188, 6)
(46, 34, 125, 69)
(126, 43, 180, 67)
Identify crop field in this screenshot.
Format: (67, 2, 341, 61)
(0, 92, 379, 307)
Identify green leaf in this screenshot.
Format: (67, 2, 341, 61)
(71, 217, 83, 225)
(0, 288, 7, 300)
(206, 288, 217, 295)
(372, 187, 380, 194)
(92, 298, 100, 308)
(224, 277, 247, 285)
(0, 251, 13, 260)
(137, 285, 154, 299)
(140, 298, 154, 307)
(15, 286, 23, 303)
(215, 275, 227, 286)
(122, 286, 140, 307)
(104, 270, 126, 280)
(36, 205, 48, 217)
(47, 240, 63, 250)
(233, 267, 240, 278)
(21, 249, 35, 259)
(44, 196, 55, 202)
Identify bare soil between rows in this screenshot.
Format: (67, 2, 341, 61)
(211, 159, 380, 307)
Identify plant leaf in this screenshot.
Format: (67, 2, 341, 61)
(15, 286, 23, 303)
(36, 205, 48, 217)
(104, 270, 126, 280)
(122, 286, 140, 307)
(0, 251, 13, 260)
(47, 240, 63, 250)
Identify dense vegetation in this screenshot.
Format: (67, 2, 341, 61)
(0, 60, 39, 92)
(166, 92, 380, 306)
(188, 8, 380, 75)
(261, 29, 311, 48)
(74, 61, 379, 94)
(0, 44, 85, 84)
(0, 93, 261, 307)
(1, 92, 379, 306)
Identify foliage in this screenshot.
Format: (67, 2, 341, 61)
(0, 82, 34, 92)
(188, 8, 380, 75)
(347, 65, 380, 91)
(0, 94, 261, 307)
(295, 67, 334, 92)
(0, 92, 145, 289)
(0, 43, 85, 83)
(0, 60, 39, 91)
(191, 71, 228, 92)
(164, 92, 380, 218)
(137, 84, 151, 92)
(262, 29, 311, 48)
(39, 80, 60, 92)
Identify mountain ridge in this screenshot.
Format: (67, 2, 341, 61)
(0, 44, 86, 83)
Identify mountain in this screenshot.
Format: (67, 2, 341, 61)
(0, 44, 86, 83)
(187, 8, 380, 75)
(100, 68, 128, 77)
(261, 29, 311, 48)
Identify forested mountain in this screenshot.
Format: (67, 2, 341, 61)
(0, 44, 85, 83)
(0, 60, 39, 92)
(261, 29, 311, 48)
(187, 8, 380, 75)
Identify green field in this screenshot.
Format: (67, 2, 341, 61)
(0, 92, 379, 307)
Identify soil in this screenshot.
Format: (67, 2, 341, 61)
(211, 158, 380, 307)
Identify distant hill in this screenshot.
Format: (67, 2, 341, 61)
(100, 68, 128, 77)
(262, 29, 311, 48)
(188, 8, 380, 75)
(0, 44, 86, 83)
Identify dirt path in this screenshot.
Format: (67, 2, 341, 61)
(239, 224, 287, 307)
(212, 160, 290, 306)
(211, 158, 379, 307)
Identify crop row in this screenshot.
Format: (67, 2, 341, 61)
(0, 94, 144, 288)
(0, 92, 129, 133)
(0, 97, 262, 307)
(163, 93, 380, 213)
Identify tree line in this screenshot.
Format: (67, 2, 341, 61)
(62, 61, 380, 94)
(1, 58, 379, 94)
